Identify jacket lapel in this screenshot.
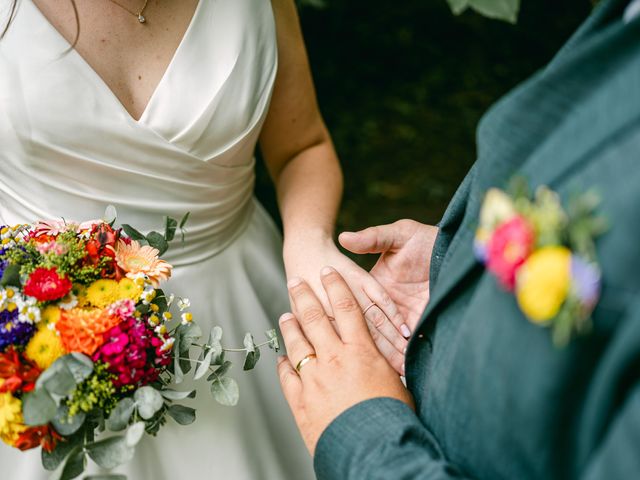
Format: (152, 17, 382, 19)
(417, 1, 640, 330)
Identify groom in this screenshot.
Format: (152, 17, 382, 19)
(277, 0, 640, 478)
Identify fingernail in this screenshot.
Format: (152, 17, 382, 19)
(340, 232, 356, 239)
(400, 324, 411, 338)
(279, 313, 295, 324)
(401, 364, 406, 375)
(321, 266, 335, 276)
(287, 277, 302, 288)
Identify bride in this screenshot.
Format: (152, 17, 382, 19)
(0, 0, 409, 478)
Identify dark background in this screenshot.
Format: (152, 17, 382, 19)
(255, 0, 592, 262)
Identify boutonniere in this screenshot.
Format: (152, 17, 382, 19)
(473, 178, 608, 346)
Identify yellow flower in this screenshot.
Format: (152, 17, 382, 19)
(516, 246, 571, 323)
(41, 305, 61, 327)
(72, 284, 89, 307)
(117, 278, 143, 302)
(479, 188, 517, 231)
(86, 280, 119, 308)
(0, 385, 26, 447)
(25, 326, 66, 370)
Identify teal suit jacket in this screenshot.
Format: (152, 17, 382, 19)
(314, 1, 640, 478)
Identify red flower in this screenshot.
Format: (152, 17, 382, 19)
(486, 216, 535, 291)
(84, 223, 125, 280)
(15, 425, 62, 452)
(23, 267, 72, 302)
(0, 347, 41, 394)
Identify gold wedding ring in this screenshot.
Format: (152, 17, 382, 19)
(362, 302, 377, 315)
(295, 353, 317, 373)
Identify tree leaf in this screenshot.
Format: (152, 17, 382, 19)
(145, 231, 169, 256)
(85, 436, 135, 470)
(120, 224, 146, 241)
(106, 398, 135, 432)
(42, 431, 84, 471)
(36, 359, 77, 396)
(206, 360, 232, 381)
(133, 386, 164, 420)
(194, 349, 213, 381)
(22, 389, 57, 426)
(210, 377, 239, 406)
(65, 353, 94, 383)
(178, 212, 191, 229)
(167, 404, 196, 425)
(51, 405, 86, 436)
(159, 389, 196, 401)
(49, 445, 85, 480)
(125, 422, 146, 447)
(164, 216, 178, 242)
(468, 0, 519, 23)
(103, 205, 118, 225)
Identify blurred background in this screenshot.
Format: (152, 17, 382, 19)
(255, 0, 592, 265)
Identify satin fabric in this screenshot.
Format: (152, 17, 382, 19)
(0, 1, 314, 478)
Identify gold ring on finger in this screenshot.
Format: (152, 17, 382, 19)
(362, 302, 377, 315)
(295, 353, 317, 373)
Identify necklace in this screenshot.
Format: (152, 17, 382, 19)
(106, 0, 150, 24)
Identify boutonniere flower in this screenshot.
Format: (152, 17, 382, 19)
(474, 178, 607, 346)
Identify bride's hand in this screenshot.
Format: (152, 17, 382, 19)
(339, 220, 439, 332)
(284, 235, 409, 374)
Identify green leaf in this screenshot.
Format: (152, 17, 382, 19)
(120, 224, 146, 241)
(64, 353, 94, 383)
(146, 231, 169, 256)
(265, 329, 280, 352)
(208, 326, 224, 365)
(22, 389, 57, 426)
(134, 386, 164, 420)
(167, 404, 196, 425)
(0, 263, 20, 287)
(103, 205, 118, 224)
(159, 389, 196, 401)
(125, 422, 146, 447)
(52, 405, 86, 436)
(447, 0, 468, 15)
(179, 211, 191, 229)
(210, 377, 239, 406)
(173, 329, 184, 384)
(242, 333, 260, 371)
(49, 445, 85, 480)
(164, 216, 178, 242)
(207, 360, 232, 381)
(85, 436, 135, 470)
(42, 431, 84, 471)
(153, 288, 168, 311)
(36, 360, 77, 396)
(106, 398, 135, 431)
(448, 0, 520, 22)
(194, 349, 213, 381)
(176, 322, 203, 374)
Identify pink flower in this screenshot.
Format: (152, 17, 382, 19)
(33, 219, 101, 237)
(35, 241, 68, 256)
(107, 299, 136, 320)
(486, 216, 535, 290)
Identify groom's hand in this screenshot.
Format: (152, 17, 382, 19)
(339, 220, 438, 332)
(277, 267, 413, 455)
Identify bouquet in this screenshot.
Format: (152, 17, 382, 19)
(0, 211, 279, 479)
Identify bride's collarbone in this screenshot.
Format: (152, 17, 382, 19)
(32, 0, 200, 120)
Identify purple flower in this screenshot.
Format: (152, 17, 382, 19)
(0, 260, 7, 280)
(571, 255, 601, 310)
(0, 308, 36, 352)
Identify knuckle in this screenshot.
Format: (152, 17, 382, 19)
(299, 305, 325, 326)
(380, 293, 393, 307)
(369, 310, 387, 330)
(333, 297, 359, 313)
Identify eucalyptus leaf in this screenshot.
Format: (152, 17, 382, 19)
(153, 288, 168, 311)
(243, 349, 260, 371)
(179, 211, 190, 229)
(208, 326, 224, 365)
(160, 389, 196, 401)
(210, 377, 239, 406)
(42, 431, 84, 471)
(85, 436, 135, 470)
(164, 216, 178, 242)
(173, 329, 184, 384)
(0, 263, 20, 287)
(22, 389, 57, 426)
(125, 422, 146, 447)
(133, 386, 164, 420)
(194, 349, 213, 381)
(49, 446, 85, 480)
(447, 0, 520, 22)
(103, 205, 118, 224)
(265, 329, 280, 352)
(120, 224, 146, 241)
(52, 405, 86, 436)
(106, 398, 135, 432)
(167, 404, 196, 425)
(146, 231, 169, 256)
(36, 359, 76, 396)
(65, 354, 94, 383)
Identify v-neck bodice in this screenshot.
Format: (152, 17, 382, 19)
(0, 0, 278, 265)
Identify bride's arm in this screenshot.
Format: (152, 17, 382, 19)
(259, 0, 409, 373)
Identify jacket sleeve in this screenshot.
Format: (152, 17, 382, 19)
(313, 398, 473, 480)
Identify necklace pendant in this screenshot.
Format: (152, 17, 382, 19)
(138, 14, 146, 23)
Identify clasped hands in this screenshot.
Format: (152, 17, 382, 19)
(277, 220, 438, 454)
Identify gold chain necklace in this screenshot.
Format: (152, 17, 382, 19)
(106, 0, 150, 24)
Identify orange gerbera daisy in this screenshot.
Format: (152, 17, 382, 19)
(56, 308, 121, 356)
(115, 240, 172, 287)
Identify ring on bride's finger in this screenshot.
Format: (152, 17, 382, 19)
(362, 302, 377, 315)
(295, 353, 317, 373)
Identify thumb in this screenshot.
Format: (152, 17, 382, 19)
(338, 224, 399, 254)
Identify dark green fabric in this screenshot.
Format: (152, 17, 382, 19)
(314, 0, 640, 478)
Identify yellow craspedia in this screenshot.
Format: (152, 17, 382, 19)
(41, 305, 61, 326)
(25, 326, 66, 370)
(0, 384, 26, 447)
(516, 246, 571, 323)
(86, 279, 119, 308)
(117, 278, 143, 302)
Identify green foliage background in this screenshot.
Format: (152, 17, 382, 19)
(255, 0, 592, 256)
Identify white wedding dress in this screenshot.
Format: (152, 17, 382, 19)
(0, 1, 315, 478)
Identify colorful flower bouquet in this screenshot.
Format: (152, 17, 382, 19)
(474, 179, 607, 346)
(0, 211, 278, 479)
